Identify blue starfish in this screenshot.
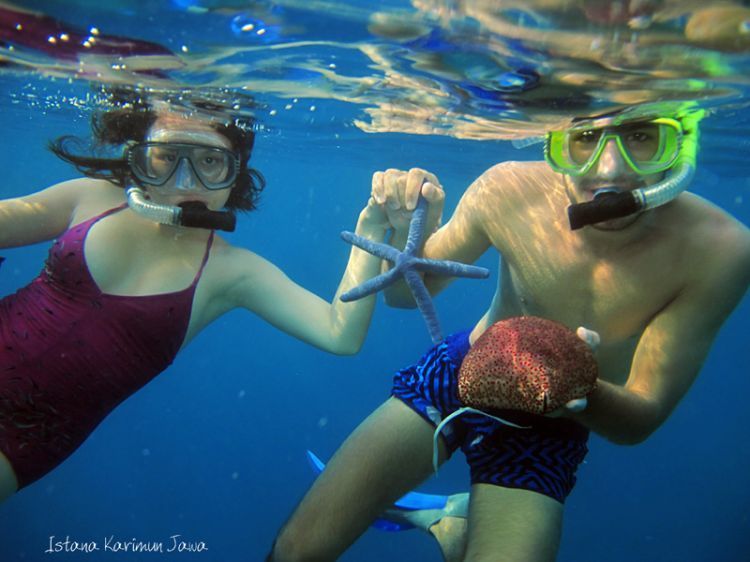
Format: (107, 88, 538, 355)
(340, 196, 489, 344)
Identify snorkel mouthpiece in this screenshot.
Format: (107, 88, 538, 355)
(126, 187, 236, 232)
(567, 161, 696, 230)
(568, 188, 640, 230)
(179, 201, 236, 231)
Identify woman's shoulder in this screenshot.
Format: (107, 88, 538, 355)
(203, 239, 289, 305)
(209, 239, 275, 272)
(43, 176, 118, 194)
(63, 178, 126, 222)
(39, 177, 123, 207)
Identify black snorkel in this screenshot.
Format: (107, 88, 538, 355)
(568, 188, 642, 230)
(126, 186, 237, 232)
(567, 159, 696, 230)
(178, 201, 236, 231)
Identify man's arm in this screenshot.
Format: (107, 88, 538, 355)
(569, 226, 750, 444)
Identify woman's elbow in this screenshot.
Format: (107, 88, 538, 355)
(383, 293, 417, 309)
(325, 336, 363, 356)
(331, 344, 360, 356)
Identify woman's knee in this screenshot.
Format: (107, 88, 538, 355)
(0, 451, 19, 503)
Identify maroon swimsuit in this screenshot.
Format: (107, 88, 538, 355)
(0, 205, 214, 488)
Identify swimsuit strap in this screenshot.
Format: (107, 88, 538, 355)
(190, 230, 215, 288)
(87, 202, 129, 226)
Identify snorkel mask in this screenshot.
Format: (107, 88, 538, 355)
(545, 106, 704, 230)
(125, 141, 239, 232)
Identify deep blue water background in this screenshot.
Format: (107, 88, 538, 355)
(0, 86, 748, 562)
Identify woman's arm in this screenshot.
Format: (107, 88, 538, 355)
(225, 197, 391, 355)
(0, 179, 87, 248)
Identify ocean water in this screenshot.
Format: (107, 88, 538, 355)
(0, 1, 749, 561)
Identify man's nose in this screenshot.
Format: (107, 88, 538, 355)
(593, 137, 627, 179)
(173, 158, 197, 190)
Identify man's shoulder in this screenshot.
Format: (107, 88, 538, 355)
(473, 160, 561, 203)
(675, 192, 750, 274)
(475, 160, 556, 191)
(483, 160, 551, 178)
(678, 192, 749, 239)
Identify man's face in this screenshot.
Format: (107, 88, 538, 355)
(566, 139, 664, 230)
(549, 118, 680, 230)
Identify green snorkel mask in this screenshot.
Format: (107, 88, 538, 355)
(544, 107, 704, 230)
(546, 117, 684, 176)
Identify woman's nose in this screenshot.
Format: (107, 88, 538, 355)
(173, 158, 197, 190)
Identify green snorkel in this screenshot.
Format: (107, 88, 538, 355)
(564, 108, 704, 230)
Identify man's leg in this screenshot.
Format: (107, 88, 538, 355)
(269, 397, 451, 561)
(464, 484, 563, 562)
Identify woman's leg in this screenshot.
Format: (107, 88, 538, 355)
(0, 450, 19, 503)
(269, 397, 451, 562)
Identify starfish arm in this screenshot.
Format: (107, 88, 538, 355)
(415, 259, 490, 279)
(341, 231, 401, 262)
(339, 267, 402, 302)
(403, 268, 443, 344)
(339, 195, 488, 343)
(403, 197, 429, 255)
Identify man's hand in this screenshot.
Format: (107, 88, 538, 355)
(547, 326, 600, 416)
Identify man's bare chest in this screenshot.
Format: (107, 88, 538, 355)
(497, 252, 681, 343)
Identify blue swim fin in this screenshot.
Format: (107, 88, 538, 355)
(305, 450, 450, 532)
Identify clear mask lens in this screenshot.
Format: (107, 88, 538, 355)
(128, 142, 239, 190)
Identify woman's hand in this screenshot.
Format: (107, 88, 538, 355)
(357, 194, 390, 232)
(370, 167, 444, 235)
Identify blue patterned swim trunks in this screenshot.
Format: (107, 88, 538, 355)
(391, 330, 590, 503)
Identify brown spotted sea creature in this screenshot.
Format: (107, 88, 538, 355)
(431, 316, 598, 471)
(458, 316, 598, 415)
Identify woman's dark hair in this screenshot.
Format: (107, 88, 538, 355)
(48, 97, 265, 212)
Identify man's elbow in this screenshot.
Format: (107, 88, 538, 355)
(604, 411, 665, 446)
(606, 429, 652, 446)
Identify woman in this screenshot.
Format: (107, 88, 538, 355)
(0, 96, 390, 502)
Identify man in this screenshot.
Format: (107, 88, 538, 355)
(268, 104, 750, 562)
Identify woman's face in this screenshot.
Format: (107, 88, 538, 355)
(141, 114, 236, 211)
